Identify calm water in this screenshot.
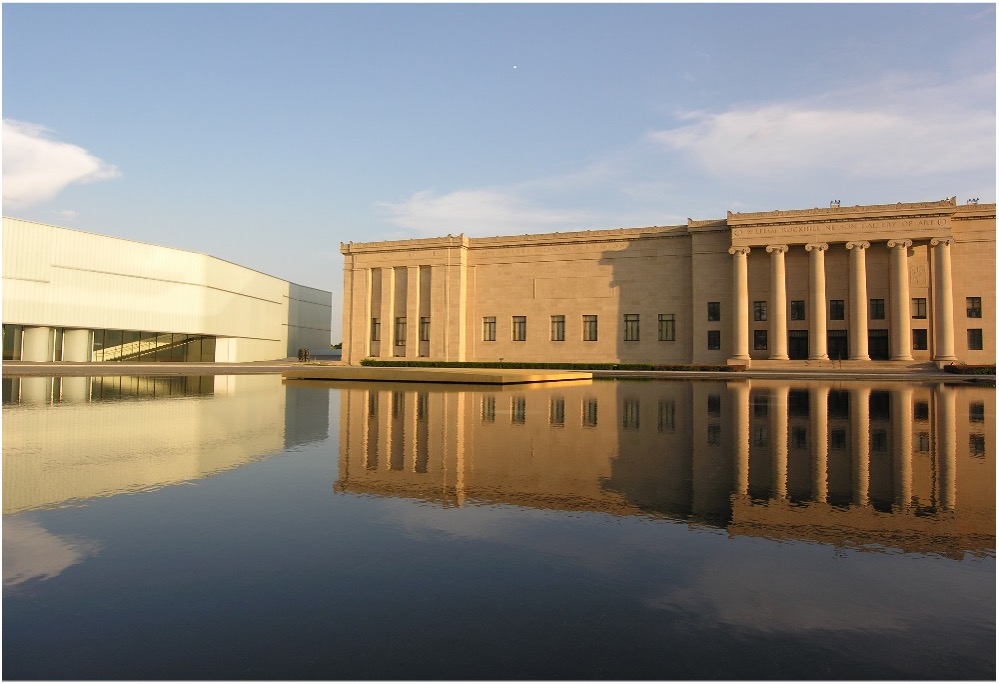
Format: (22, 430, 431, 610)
(2, 374, 995, 680)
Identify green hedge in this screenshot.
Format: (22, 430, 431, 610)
(943, 364, 996, 375)
(359, 359, 746, 372)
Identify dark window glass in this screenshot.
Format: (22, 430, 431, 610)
(790, 300, 806, 321)
(419, 317, 430, 342)
(707, 302, 721, 321)
(707, 330, 721, 350)
(912, 329, 928, 350)
(754, 329, 768, 350)
(370, 318, 381, 342)
(913, 401, 929, 421)
(968, 328, 983, 350)
(911, 298, 927, 319)
(583, 315, 598, 342)
(753, 301, 767, 321)
(624, 314, 640, 342)
(482, 316, 496, 342)
(870, 299, 885, 320)
(970, 402, 985, 423)
(395, 317, 406, 346)
(829, 300, 845, 320)
(512, 316, 527, 342)
(550, 315, 565, 342)
(658, 314, 675, 341)
(967, 297, 982, 318)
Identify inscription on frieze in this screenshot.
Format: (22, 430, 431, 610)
(731, 216, 952, 246)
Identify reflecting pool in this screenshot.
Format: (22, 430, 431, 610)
(2, 375, 994, 679)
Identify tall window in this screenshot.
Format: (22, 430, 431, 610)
(753, 301, 767, 321)
(583, 315, 598, 341)
(707, 301, 721, 321)
(870, 299, 885, 320)
(790, 300, 806, 321)
(912, 329, 928, 350)
(658, 314, 675, 341)
(754, 330, 768, 350)
(419, 317, 430, 342)
(911, 298, 927, 319)
(829, 300, 845, 320)
(550, 315, 565, 342)
(395, 317, 406, 346)
(512, 316, 527, 342)
(967, 297, 982, 318)
(370, 318, 381, 342)
(707, 330, 721, 350)
(482, 316, 496, 342)
(624, 314, 640, 341)
(968, 329, 983, 350)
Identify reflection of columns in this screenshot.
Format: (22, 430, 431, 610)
(729, 247, 751, 361)
(377, 390, 392, 469)
(730, 381, 751, 496)
(891, 386, 913, 510)
(930, 238, 957, 364)
(405, 266, 421, 359)
(771, 385, 789, 499)
(19, 377, 54, 404)
(63, 328, 92, 362)
(21, 326, 52, 362)
(887, 239, 913, 360)
(404, 392, 419, 470)
(936, 384, 957, 510)
(850, 386, 871, 506)
(846, 242, 871, 361)
(810, 386, 829, 503)
(61, 376, 91, 403)
(806, 243, 829, 360)
(767, 245, 789, 360)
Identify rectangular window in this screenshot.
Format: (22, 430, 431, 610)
(419, 317, 430, 342)
(370, 318, 381, 342)
(913, 401, 929, 421)
(707, 301, 721, 321)
(583, 315, 598, 342)
(707, 330, 721, 350)
(753, 301, 767, 321)
(512, 316, 527, 342)
(395, 317, 406, 346)
(550, 315, 565, 342)
(482, 316, 496, 342)
(829, 300, 845, 320)
(911, 298, 927, 319)
(968, 329, 983, 350)
(754, 330, 768, 350)
(969, 402, 985, 422)
(624, 314, 640, 342)
(870, 299, 885, 320)
(967, 297, 982, 318)
(582, 398, 598, 427)
(912, 329, 928, 350)
(658, 314, 675, 341)
(790, 300, 806, 321)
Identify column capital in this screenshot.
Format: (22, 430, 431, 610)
(930, 237, 953, 247)
(887, 238, 913, 250)
(805, 242, 829, 252)
(766, 244, 789, 254)
(845, 240, 871, 251)
(728, 246, 751, 256)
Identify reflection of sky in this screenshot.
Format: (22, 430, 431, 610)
(3, 516, 100, 590)
(386, 498, 995, 643)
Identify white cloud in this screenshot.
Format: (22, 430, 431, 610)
(2, 119, 120, 210)
(649, 74, 995, 181)
(3, 517, 100, 589)
(378, 188, 595, 237)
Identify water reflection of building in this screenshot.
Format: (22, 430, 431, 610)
(2, 375, 329, 514)
(337, 380, 994, 558)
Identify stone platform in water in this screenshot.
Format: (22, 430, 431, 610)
(282, 365, 593, 385)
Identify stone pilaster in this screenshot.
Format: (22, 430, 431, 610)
(846, 242, 871, 361)
(806, 243, 829, 360)
(930, 238, 957, 365)
(728, 247, 751, 362)
(887, 239, 913, 361)
(766, 245, 789, 360)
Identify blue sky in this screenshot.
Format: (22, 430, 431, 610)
(3, 3, 995, 341)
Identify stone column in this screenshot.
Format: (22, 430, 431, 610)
(887, 239, 913, 361)
(806, 243, 829, 360)
(767, 245, 789, 360)
(730, 381, 751, 496)
(930, 238, 957, 365)
(21, 326, 53, 362)
(405, 266, 421, 359)
(891, 386, 913, 510)
(810, 385, 830, 503)
(729, 247, 751, 362)
(771, 385, 789, 499)
(850, 386, 871, 506)
(935, 384, 957, 510)
(62, 328, 92, 362)
(846, 242, 871, 361)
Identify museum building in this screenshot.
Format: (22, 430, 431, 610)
(340, 198, 995, 368)
(2, 216, 333, 363)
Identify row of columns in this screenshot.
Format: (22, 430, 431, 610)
(730, 383, 958, 509)
(17, 326, 92, 362)
(729, 238, 956, 362)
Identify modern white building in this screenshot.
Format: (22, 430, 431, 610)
(2, 216, 332, 363)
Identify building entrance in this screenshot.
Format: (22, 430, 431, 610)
(869, 329, 890, 360)
(828, 330, 848, 360)
(788, 330, 808, 360)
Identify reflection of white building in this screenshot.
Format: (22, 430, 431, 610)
(2, 216, 332, 362)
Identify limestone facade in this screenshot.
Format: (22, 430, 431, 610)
(340, 198, 995, 367)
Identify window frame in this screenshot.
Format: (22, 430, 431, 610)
(707, 301, 721, 322)
(482, 316, 496, 342)
(790, 300, 806, 321)
(658, 313, 675, 342)
(624, 314, 640, 342)
(582, 315, 598, 342)
(550, 315, 565, 342)
(512, 316, 527, 342)
(911, 298, 927, 319)
(753, 301, 767, 322)
(829, 300, 845, 321)
(707, 330, 721, 350)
